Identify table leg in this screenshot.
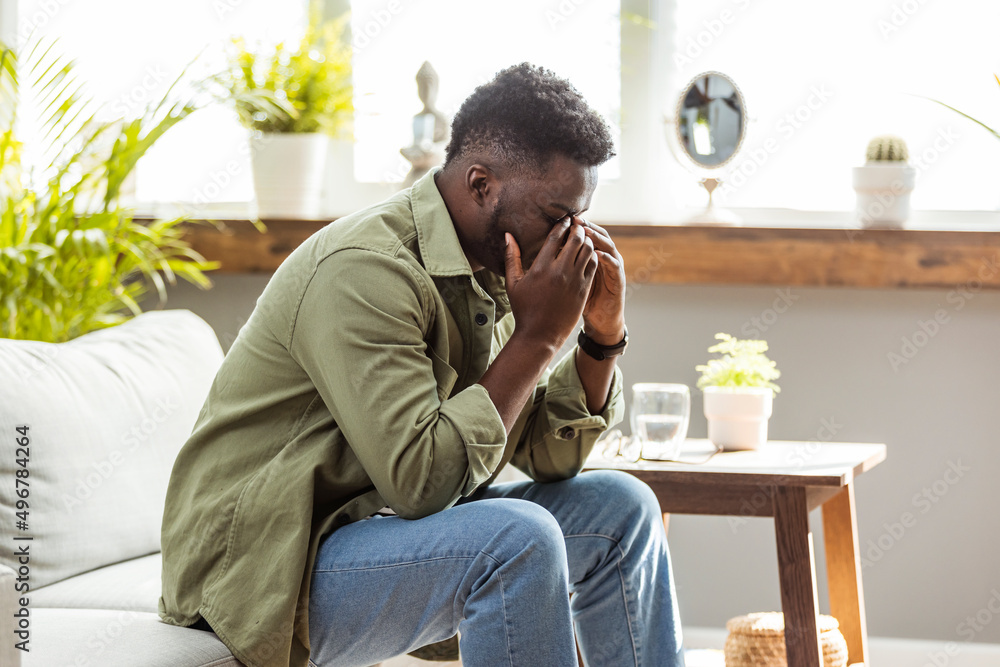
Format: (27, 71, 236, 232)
(822, 482, 869, 665)
(773, 486, 823, 667)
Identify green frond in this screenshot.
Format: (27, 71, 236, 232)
(0, 38, 217, 342)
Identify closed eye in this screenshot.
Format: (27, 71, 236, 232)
(541, 209, 566, 225)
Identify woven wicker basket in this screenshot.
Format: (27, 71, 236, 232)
(724, 612, 849, 667)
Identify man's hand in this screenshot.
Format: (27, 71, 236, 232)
(503, 218, 599, 352)
(573, 216, 626, 345)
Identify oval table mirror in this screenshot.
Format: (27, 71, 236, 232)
(666, 70, 747, 225)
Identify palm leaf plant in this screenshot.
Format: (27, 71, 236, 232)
(0, 38, 219, 342)
(924, 75, 1000, 142)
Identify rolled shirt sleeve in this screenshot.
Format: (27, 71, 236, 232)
(289, 248, 507, 520)
(510, 344, 625, 482)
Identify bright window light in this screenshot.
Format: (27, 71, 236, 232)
(674, 0, 1000, 211)
(349, 0, 621, 183)
(14, 0, 309, 206)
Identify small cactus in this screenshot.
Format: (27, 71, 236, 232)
(865, 135, 909, 162)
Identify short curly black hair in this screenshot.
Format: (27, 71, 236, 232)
(443, 62, 615, 174)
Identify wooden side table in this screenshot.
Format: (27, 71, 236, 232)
(583, 440, 886, 667)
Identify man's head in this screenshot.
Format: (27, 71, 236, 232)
(436, 63, 615, 276)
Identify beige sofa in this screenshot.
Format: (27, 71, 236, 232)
(0, 310, 240, 666)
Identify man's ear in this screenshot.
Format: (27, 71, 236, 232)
(464, 164, 495, 208)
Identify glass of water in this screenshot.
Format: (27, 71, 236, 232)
(630, 383, 691, 461)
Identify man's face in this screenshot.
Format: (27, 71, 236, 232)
(478, 154, 598, 276)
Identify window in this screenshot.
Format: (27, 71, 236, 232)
(671, 0, 1000, 212)
(6, 0, 996, 220)
(10, 0, 309, 207)
(349, 0, 621, 184)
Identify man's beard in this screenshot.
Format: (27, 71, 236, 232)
(477, 193, 511, 276)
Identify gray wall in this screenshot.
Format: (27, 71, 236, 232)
(159, 272, 1000, 644)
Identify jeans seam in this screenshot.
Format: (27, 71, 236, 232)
(566, 534, 639, 665)
(615, 544, 640, 666)
(308, 659, 319, 667)
(313, 555, 477, 574)
(495, 568, 515, 667)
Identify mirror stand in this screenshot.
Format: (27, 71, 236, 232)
(686, 177, 741, 226)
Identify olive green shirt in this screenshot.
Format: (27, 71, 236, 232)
(158, 166, 624, 667)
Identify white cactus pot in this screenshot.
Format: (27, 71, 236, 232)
(703, 386, 773, 451)
(852, 163, 916, 229)
(250, 133, 330, 219)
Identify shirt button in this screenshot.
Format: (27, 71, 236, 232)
(558, 426, 577, 440)
(475, 312, 488, 326)
(336, 513, 351, 526)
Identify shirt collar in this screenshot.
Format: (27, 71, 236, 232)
(411, 166, 472, 278)
(410, 166, 510, 315)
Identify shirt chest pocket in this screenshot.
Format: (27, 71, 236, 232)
(429, 347, 459, 402)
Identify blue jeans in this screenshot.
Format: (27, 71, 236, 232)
(307, 469, 684, 666)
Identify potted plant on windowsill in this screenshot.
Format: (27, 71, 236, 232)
(852, 134, 916, 229)
(695, 333, 781, 451)
(218, 8, 353, 219)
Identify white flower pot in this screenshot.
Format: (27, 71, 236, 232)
(703, 386, 773, 451)
(852, 163, 916, 229)
(250, 133, 330, 219)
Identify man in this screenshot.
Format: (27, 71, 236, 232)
(159, 62, 684, 667)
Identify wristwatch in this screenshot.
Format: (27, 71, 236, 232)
(577, 326, 629, 361)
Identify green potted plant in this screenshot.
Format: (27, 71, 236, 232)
(219, 7, 353, 219)
(852, 134, 916, 229)
(695, 333, 781, 451)
(0, 39, 216, 342)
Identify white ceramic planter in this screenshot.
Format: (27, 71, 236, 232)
(852, 163, 916, 229)
(702, 386, 773, 451)
(250, 133, 330, 219)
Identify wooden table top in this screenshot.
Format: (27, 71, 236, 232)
(583, 439, 887, 488)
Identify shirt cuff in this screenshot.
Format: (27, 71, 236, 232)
(440, 382, 508, 495)
(541, 345, 625, 441)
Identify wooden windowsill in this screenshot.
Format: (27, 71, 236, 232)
(165, 217, 1000, 290)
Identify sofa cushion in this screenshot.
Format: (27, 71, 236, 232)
(0, 310, 223, 588)
(31, 552, 162, 613)
(25, 608, 241, 667)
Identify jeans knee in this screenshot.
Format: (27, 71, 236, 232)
(583, 469, 662, 529)
(478, 498, 567, 567)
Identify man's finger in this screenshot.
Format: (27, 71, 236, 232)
(575, 217, 618, 256)
(504, 232, 524, 286)
(555, 221, 586, 267)
(534, 217, 572, 266)
(583, 247, 599, 283)
(575, 235, 595, 267)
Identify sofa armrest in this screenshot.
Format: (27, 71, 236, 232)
(1, 562, 22, 667)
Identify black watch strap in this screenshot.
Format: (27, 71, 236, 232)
(577, 327, 628, 361)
